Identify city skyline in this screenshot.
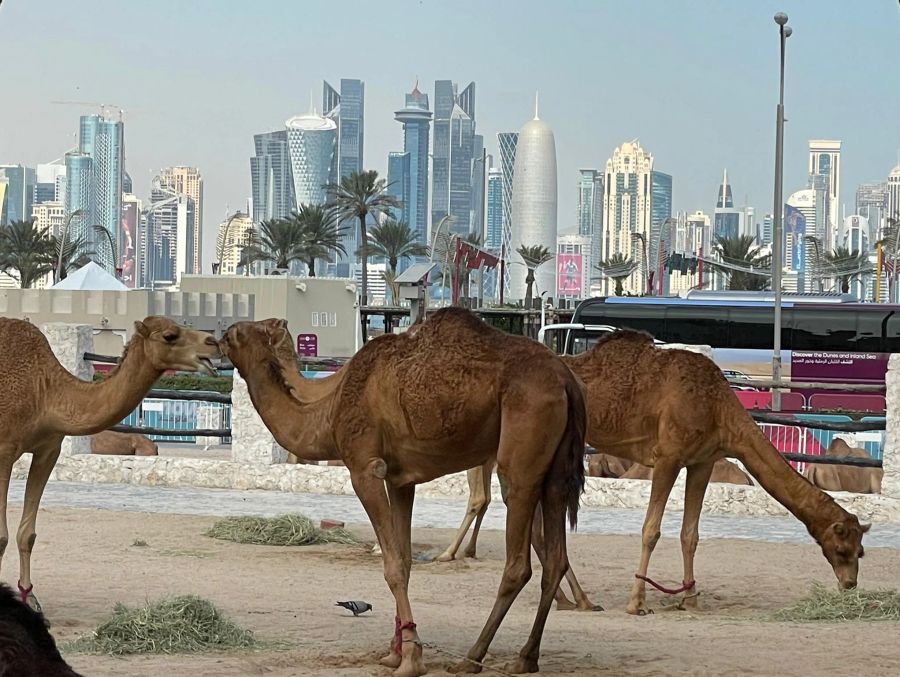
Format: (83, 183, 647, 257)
(0, 1, 898, 267)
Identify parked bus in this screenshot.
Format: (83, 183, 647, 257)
(543, 291, 899, 412)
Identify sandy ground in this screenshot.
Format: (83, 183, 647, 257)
(5, 506, 898, 677)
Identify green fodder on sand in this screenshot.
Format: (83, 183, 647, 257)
(71, 596, 258, 655)
(205, 513, 360, 547)
(773, 583, 900, 622)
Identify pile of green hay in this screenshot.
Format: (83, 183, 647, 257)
(72, 596, 258, 655)
(774, 583, 900, 622)
(205, 513, 360, 547)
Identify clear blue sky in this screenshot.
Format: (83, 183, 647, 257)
(1, 0, 898, 264)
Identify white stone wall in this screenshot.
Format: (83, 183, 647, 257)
(882, 354, 900, 499)
(41, 323, 94, 455)
(230, 370, 289, 464)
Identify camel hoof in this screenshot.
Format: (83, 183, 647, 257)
(434, 552, 455, 563)
(577, 603, 604, 612)
(503, 657, 540, 674)
(462, 549, 477, 559)
(380, 652, 402, 669)
(392, 658, 427, 677)
(24, 592, 43, 615)
(449, 659, 482, 674)
(682, 594, 700, 610)
(555, 599, 577, 611)
(628, 606, 653, 616)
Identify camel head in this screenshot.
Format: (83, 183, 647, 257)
(133, 316, 220, 376)
(817, 517, 870, 589)
(220, 319, 289, 373)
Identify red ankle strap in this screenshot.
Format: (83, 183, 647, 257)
(17, 582, 33, 605)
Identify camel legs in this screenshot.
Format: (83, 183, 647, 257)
(531, 506, 602, 612)
(0, 451, 12, 584)
(436, 461, 493, 562)
(451, 482, 540, 674)
(679, 460, 714, 610)
(626, 459, 680, 616)
(349, 466, 424, 677)
(17, 440, 61, 612)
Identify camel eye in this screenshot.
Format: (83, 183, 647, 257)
(162, 332, 179, 343)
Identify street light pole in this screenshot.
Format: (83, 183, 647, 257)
(771, 12, 792, 412)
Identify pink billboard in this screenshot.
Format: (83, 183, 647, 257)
(119, 201, 139, 288)
(556, 253, 583, 297)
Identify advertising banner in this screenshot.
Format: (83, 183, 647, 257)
(784, 204, 806, 272)
(556, 253, 583, 297)
(120, 201, 139, 288)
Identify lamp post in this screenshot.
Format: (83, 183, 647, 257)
(771, 11, 792, 412)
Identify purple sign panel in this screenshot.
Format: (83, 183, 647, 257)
(791, 351, 888, 384)
(296, 333, 318, 357)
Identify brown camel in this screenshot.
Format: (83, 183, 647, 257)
(440, 330, 870, 616)
(804, 438, 883, 494)
(587, 453, 634, 478)
(222, 308, 587, 677)
(0, 317, 220, 611)
(90, 430, 159, 456)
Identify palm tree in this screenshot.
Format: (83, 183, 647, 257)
(363, 219, 428, 276)
(50, 231, 95, 281)
(238, 218, 307, 272)
(0, 219, 54, 288)
(516, 244, 554, 308)
(291, 204, 347, 277)
(325, 170, 401, 305)
(92, 225, 118, 272)
(823, 246, 872, 294)
(708, 234, 771, 291)
(596, 253, 637, 296)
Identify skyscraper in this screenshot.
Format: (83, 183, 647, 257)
(323, 79, 365, 275)
(215, 211, 254, 275)
(497, 131, 518, 298)
(486, 166, 503, 250)
(509, 98, 557, 302)
(432, 80, 477, 237)
(285, 110, 336, 206)
(888, 166, 900, 230)
(601, 140, 655, 295)
(808, 140, 842, 248)
(386, 151, 410, 221)
(856, 181, 888, 240)
(158, 167, 203, 275)
(146, 174, 195, 286)
(650, 170, 673, 293)
(250, 129, 292, 223)
(33, 163, 66, 205)
(65, 114, 125, 270)
(577, 169, 604, 266)
(0, 165, 36, 225)
(392, 83, 432, 245)
(713, 169, 740, 240)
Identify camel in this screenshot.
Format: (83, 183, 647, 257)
(804, 438, 883, 494)
(221, 308, 587, 677)
(439, 330, 870, 616)
(0, 316, 220, 611)
(619, 458, 753, 485)
(587, 452, 633, 478)
(90, 430, 159, 456)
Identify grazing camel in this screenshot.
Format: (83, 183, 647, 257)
(0, 317, 220, 610)
(441, 330, 870, 616)
(0, 582, 82, 676)
(804, 438, 883, 494)
(587, 452, 634, 478)
(222, 308, 587, 677)
(90, 430, 159, 456)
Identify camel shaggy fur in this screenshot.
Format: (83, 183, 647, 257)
(0, 582, 81, 676)
(0, 317, 220, 611)
(222, 309, 587, 677)
(90, 430, 158, 456)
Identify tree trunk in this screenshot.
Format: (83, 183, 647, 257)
(358, 215, 368, 305)
(841, 277, 849, 294)
(615, 278, 624, 296)
(307, 258, 317, 277)
(524, 269, 535, 308)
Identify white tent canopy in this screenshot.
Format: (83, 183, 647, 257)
(51, 261, 129, 291)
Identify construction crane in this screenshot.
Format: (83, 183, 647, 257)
(50, 100, 126, 122)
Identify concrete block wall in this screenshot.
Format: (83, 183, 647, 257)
(41, 323, 94, 455)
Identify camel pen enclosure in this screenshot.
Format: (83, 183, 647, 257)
(6, 322, 900, 676)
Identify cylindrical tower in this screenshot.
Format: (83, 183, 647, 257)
(510, 101, 557, 302)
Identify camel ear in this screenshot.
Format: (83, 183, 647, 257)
(134, 321, 150, 338)
(861, 523, 871, 533)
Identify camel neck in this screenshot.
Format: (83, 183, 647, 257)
(51, 339, 162, 436)
(240, 363, 338, 461)
(728, 419, 848, 539)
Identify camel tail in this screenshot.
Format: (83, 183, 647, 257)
(547, 375, 588, 531)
